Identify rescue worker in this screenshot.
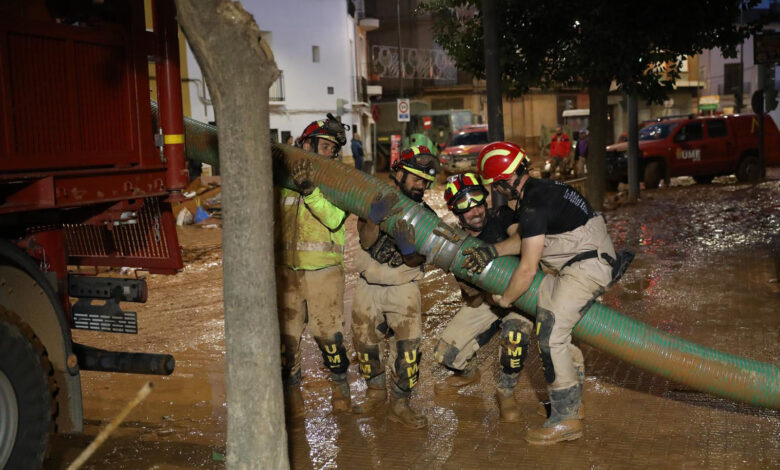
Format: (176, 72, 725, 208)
(548, 126, 571, 179)
(276, 115, 352, 417)
(433, 173, 533, 422)
(462, 142, 632, 444)
(351, 145, 437, 429)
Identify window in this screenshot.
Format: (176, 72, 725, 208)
(449, 131, 488, 146)
(724, 63, 743, 95)
(281, 130, 292, 145)
(706, 120, 727, 138)
(312, 45, 320, 63)
(327, 86, 334, 95)
(270, 128, 279, 143)
(674, 122, 703, 142)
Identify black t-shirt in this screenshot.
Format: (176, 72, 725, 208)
(514, 177, 595, 238)
(477, 205, 516, 244)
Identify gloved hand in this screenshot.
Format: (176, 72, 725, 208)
(291, 160, 315, 196)
(461, 244, 498, 274)
(368, 192, 400, 224)
(393, 220, 416, 256)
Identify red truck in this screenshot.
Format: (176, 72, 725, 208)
(605, 114, 780, 189)
(0, 1, 188, 467)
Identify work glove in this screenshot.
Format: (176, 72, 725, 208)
(368, 192, 401, 224)
(290, 160, 315, 196)
(393, 220, 416, 256)
(461, 244, 498, 274)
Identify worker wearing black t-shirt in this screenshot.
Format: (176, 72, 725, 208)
(463, 142, 632, 445)
(432, 173, 533, 422)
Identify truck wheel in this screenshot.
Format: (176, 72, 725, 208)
(693, 175, 714, 184)
(643, 161, 662, 189)
(736, 155, 761, 182)
(0, 311, 52, 469)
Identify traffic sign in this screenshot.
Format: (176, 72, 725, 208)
(397, 98, 410, 122)
(422, 116, 432, 130)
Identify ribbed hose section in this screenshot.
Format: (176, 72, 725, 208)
(270, 144, 779, 409)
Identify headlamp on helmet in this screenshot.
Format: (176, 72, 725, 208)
(296, 113, 350, 157)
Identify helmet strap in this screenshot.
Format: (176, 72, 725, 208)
(394, 170, 424, 202)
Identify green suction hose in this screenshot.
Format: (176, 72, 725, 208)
(176, 111, 779, 409)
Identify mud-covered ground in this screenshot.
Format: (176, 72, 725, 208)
(47, 171, 780, 469)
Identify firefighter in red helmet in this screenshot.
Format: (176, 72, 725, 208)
(350, 145, 437, 428)
(276, 115, 353, 419)
(464, 141, 633, 444)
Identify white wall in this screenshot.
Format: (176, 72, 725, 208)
(183, 0, 361, 155)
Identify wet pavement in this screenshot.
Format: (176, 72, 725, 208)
(46, 172, 779, 469)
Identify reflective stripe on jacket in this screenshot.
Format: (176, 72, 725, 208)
(276, 187, 346, 270)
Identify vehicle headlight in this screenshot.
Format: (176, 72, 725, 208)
(439, 154, 453, 163)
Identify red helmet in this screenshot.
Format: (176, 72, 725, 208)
(478, 142, 531, 185)
(444, 172, 488, 214)
(296, 114, 349, 155)
(392, 145, 437, 183)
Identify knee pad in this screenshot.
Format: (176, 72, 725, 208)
(433, 339, 460, 370)
(314, 333, 349, 375)
(500, 319, 531, 374)
(355, 343, 383, 380)
(535, 308, 556, 384)
(394, 339, 422, 393)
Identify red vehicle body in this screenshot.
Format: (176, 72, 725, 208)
(0, 1, 187, 466)
(438, 124, 490, 176)
(605, 114, 780, 188)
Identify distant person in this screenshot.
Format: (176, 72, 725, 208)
(548, 126, 571, 179)
(351, 132, 364, 171)
(285, 135, 294, 145)
(574, 130, 588, 177)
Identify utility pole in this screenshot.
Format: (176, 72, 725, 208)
(397, 0, 406, 146)
(627, 93, 640, 203)
(482, 0, 506, 207)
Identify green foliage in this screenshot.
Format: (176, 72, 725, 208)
(419, 0, 763, 103)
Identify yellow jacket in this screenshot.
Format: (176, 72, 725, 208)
(276, 187, 346, 270)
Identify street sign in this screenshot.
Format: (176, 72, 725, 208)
(390, 134, 401, 167)
(397, 98, 410, 122)
(422, 116, 432, 130)
(371, 104, 381, 122)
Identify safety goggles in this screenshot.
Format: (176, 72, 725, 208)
(452, 191, 486, 213)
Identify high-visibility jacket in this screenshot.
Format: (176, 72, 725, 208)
(550, 133, 571, 158)
(276, 187, 347, 270)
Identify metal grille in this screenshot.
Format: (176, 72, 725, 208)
(64, 197, 170, 263)
(371, 45, 457, 82)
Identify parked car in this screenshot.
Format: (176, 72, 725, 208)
(438, 124, 489, 176)
(605, 114, 780, 189)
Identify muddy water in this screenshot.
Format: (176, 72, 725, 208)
(47, 173, 779, 469)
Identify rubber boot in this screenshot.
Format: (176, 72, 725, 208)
(330, 373, 351, 413)
(537, 401, 584, 419)
(284, 385, 305, 419)
(389, 395, 428, 429)
(495, 388, 521, 422)
(352, 374, 387, 414)
(525, 384, 583, 445)
(434, 357, 481, 394)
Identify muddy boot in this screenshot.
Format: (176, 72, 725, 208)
(330, 373, 351, 413)
(352, 374, 387, 414)
(389, 395, 428, 429)
(434, 358, 481, 394)
(537, 400, 583, 419)
(284, 385, 305, 419)
(525, 384, 583, 445)
(495, 389, 521, 422)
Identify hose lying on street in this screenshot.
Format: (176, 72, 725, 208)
(176, 114, 779, 410)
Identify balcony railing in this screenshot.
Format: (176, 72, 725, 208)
(270, 70, 285, 102)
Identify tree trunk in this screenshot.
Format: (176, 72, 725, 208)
(587, 80, 609, 211)
(173, 1, 287, 469)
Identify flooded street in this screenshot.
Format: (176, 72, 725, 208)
(47, 172, 779, 469)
